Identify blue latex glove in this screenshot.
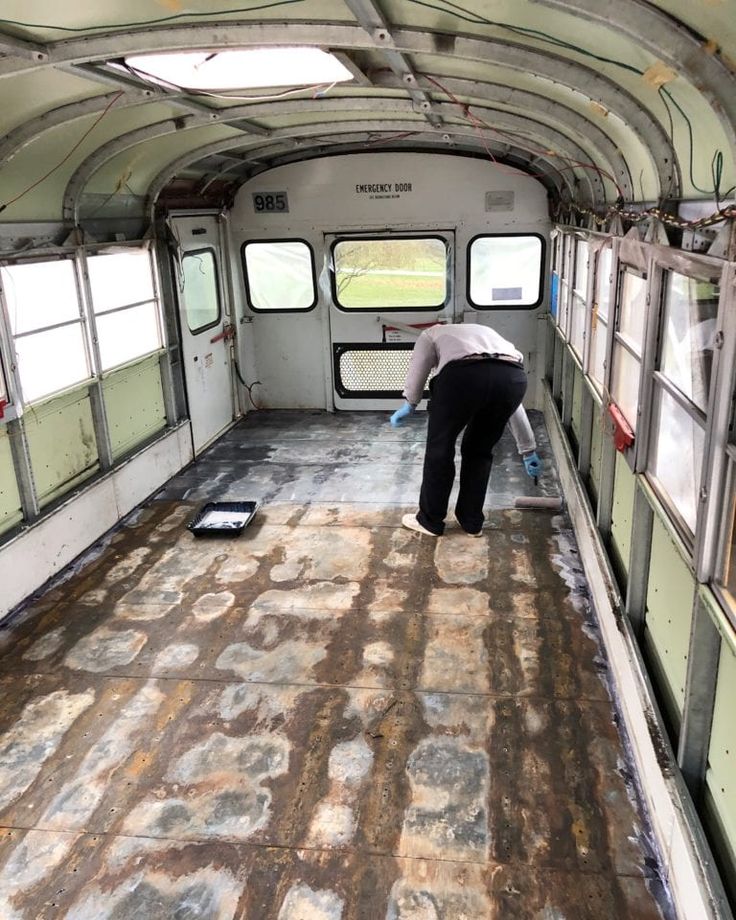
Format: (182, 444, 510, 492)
(390, 402, 415, 427)
(523, 451, 542, 479)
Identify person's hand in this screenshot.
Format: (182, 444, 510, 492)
(523, 450, 542, 478)
(390, 402, 415, 427)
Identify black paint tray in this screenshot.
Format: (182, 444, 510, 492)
(187, 501, 258, 537)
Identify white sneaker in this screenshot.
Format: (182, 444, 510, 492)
(402, 513, 440, 537)
(455, 515, 482, 537)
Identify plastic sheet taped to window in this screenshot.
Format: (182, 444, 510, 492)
(243, 240, 316, 311)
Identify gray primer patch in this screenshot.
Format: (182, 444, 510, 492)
(277, 882, 344, 920)
(22, 627, 66, 661)
(153, 643, 200, 670)
(64, 627, 147, 672)
(0, 690, 94, 811)
(215, 640, 327, 683)
(66, 866, 242, 920)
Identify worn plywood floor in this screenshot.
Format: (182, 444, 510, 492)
(0, 410, 674, 919)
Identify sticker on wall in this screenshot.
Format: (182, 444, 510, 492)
(204, 353, 214, 368)
(485, 191, 515, 212)
(354, 181, 414, 201)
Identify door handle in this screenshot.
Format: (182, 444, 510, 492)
(210, 323, 235, 344)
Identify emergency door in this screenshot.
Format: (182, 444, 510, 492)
(327, 232, 456, 410)
(173, 215, 236, 454)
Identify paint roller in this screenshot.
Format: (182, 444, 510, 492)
(514, 495, 563, 511)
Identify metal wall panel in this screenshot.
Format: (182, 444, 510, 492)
(102, 355, 166, 461)
(0, 426, 22, 535)
(704, 639, 736, 905)
(610, 451, 635, 585)
(588, 401, 603, 504)
(24, 388, 99, 507)
(643, 513, 696, 729)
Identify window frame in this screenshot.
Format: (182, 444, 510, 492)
(84, 244, 166, 374)
(242, 237, 318, 314)
(331, 234, 448, 313)
(180, 247, 223, 335)
(586, 240, 613, 394)
(609, 263, 647, 432)
(1, 254, 94, 405)
(568, 236, 589, 359)
(466, 231, 545, 311)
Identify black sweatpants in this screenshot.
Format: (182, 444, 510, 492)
(416, 358, 528, 535)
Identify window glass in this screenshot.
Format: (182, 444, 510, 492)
(719, 464, 736, 604)
(97, 304, 162, 370)
(86, 249, 162, 372)
(611, 344, 640, 430)
(570, 294, 585, 357)
(182, 250, 221, 332)
(574, 239, 589, 294)
(595, 245, 612, 323)
(243, 240, 316, 311)
(1, 260, 81, 334)
(650, 387, 705, 533)
(0, 358, 7, 404)
(88, 251, 155, 313)
(618, 270, 647, 352)
(589, 314, 607, 389)
(14, 325, 91, 403)
(550, 272, 559, 320)
(334, 237, 446, 310)
(469, 235, 542, 308)
(659, 271, 718, 414)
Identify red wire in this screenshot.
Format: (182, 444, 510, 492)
(422, 73, 624, 198)
(0, 91, 125, 212)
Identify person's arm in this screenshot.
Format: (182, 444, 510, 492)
(508, 405, 536, 454)
(509, 405, 542, 478)
(390, 331, 438, 426)
(402, 330, 438, 406)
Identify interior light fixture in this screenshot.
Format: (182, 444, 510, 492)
(123, 48, 353, 90)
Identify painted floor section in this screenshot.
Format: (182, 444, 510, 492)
(0, 410, 674, 919)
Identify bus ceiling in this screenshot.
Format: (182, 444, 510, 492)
(0, 1, 735, 247)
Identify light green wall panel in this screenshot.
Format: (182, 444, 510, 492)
(610, 451, 635, 582)
(643, 514, 695, 728)
(25, 390, 99, 508)
(588, 401, 603, 505)
(570, 364, 583, 442)
(0, 426, 23, 535)
(704, 639, 736, 905)
(103, 356, 166, 461)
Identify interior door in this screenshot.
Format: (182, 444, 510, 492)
(172, 215, 236, 453)
(327, 231, 455, 410)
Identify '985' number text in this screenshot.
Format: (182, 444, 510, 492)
(253, 192, 289, 213)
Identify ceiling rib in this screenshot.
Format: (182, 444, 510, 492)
(535, 0, 736, 164)
(343, 0, 442, 127)
(63, 97, 606, 222)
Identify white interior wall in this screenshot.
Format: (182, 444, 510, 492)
(229, 152, 551, 410)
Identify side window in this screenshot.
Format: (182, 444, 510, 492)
(87, 249, 163, 370)
(242, 239, 317, 312)
(610, 267, 647, 431)
(333, 236, 447, 311)
(569, 238, 589, 358)
(557, 233, 572, 333)
(648, 270, 719, 534)
(181, 250, 221, 333)
(589, 243, 612, 391)
(0, 259, 91, 403)
(468, 233, 544, 309)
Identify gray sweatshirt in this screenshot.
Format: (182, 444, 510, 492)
(402, 323, 536, 455)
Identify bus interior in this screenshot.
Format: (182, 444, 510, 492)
(0, 2, 735, 918)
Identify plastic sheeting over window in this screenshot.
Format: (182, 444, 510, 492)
(242, 240, 316, 312)
(1, 260, 92, 403)
(87, 249, 163, 372)
(468, 234, 544, 309)
(181, 250, 221, 333)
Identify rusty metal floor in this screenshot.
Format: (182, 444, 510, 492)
(0, 410, 674, 919)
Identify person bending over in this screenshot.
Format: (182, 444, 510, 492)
(390, 322, 541, 537)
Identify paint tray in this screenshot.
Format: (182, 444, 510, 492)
(187, 501, 258, 537)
